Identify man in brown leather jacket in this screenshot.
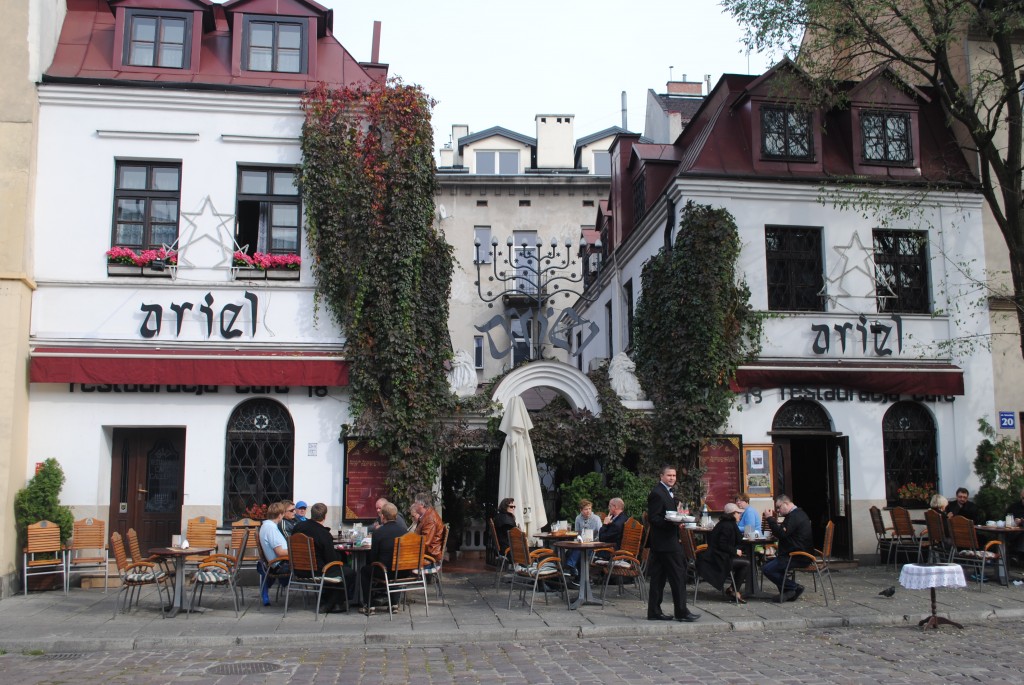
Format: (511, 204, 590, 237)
(412, 492, 444, 561)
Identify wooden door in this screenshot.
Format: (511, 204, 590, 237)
(109, 428, 185, 552)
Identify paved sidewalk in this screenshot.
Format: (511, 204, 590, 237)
(2, 564, 1023, 653)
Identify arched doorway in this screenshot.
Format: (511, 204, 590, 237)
(771, 399, 852, 559)
(223, 398, 295, 522)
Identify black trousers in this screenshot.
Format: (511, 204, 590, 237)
(647, 549, 688, 618)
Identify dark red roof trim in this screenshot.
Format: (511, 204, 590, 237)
(30, 346, 348, 387)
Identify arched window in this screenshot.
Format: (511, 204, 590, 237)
(882, 402, 937, 504)
(223, 398, 294, 523)
(772, 399, 832, 431)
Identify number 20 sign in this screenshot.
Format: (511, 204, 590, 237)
(999, 412, 1016, 429)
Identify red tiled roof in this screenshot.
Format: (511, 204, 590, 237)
(46, 0, 384, 92)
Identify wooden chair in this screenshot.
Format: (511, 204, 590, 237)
(592, 517, 647, 603)
(869, 505, 894, 564)
(126, 528, 171, 576)
(507, 527, 568, 614)
(488, 518, 513, 589)
(188, 528, 248, 617)
(110, 531, 171, 618)
(66, 518, 108, 592)
(23, 520, 67, 596)
(255, 528, 290, 606)
(284, 531, 347, 618)
(420, 523, 450, 602)
(889, 507, 924, 568)
(184, 516, 218, 567)
(783, 519, 837, 605)
(230, 518, 261, 572)
(922, 508, 952, 563)
(369, 532, 430, 620)
(949, 515, 1003, 586)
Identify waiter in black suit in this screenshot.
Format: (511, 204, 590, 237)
(646, 465, 701, 622)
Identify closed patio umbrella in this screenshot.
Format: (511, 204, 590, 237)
(498, 395, 548, 542)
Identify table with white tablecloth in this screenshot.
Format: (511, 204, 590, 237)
(898, 563, 966, 630)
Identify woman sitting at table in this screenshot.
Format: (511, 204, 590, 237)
(696, 503, 750, 603)
(494, 498, 517, 554)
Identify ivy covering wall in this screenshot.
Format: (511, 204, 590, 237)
(300, 80, 454, 505)
(633, 201, 763, 501)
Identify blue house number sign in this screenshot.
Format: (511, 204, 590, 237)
(999, 411, 1016, 429)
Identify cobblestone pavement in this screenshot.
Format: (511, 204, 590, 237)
(3, 619, 1023, 684)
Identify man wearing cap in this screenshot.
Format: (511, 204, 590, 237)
(294, 501, 309, 522)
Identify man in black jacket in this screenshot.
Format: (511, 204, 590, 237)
(646, 465, 700, 622)
(360, 502, 406, 612)
(945, 487, 984, 524)
(292, 502, 354, 612)
(763, 495, 813, 602)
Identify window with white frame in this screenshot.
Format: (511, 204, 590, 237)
(512, 230, 539, 295)
(244, 15, 305, 73)
(474, 226, 492, 263)
(124, 10, 190, 68)
(111, 161, 181, 249)
(475, 150, 519, 174)
(235, 167, 300, 255)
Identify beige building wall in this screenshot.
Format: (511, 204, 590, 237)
(0, 0, 64, 597)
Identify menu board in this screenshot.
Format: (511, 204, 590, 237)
(698, 435, 741, 511)
(343, 438, 389, 522)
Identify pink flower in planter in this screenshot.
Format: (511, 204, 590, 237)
(249, 252, 302, 270)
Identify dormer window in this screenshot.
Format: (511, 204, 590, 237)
(761, 107, 813, 160)
(244, 16, 306, 73)
(862, 111, 912, 163)
(124, 10, 190, 69)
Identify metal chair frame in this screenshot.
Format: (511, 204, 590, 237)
(507, 527, 568, 614)
(369, 532, 430, 620)
(488, 517, 513, 589)
(66, 518, 108, 592)
(868, 505, 894, 565)
(949, 515, 1003, 587)
(188, 528, 248, 617)
(888, 507, 923, 568)
(23, 520, 67, 596)
(284, 531, 347, 618)
(783, 520, 837, 606)
(592, 517, 647, 604)
(110, 531, 170, 618)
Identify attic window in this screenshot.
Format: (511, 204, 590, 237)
(761, 106, 813, 161)
(244, 16, 306, 73)
(862, 111, 912, 163)
(124, 10, 191, 69)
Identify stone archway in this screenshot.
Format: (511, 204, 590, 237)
(491, 360, 601, 415)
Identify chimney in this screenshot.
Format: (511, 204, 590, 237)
(451, 125, 469, 166)
(621, 91, 627, 130)
(536, 115, 574, 169)
(371, 21, 381, 63)
(666, 80, 703, 96)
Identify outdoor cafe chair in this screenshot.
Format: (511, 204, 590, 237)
(419, 523, 450, 602)
(188, 528, 248, 617)
(782, 519, 837, 605)
(949, 514, 1003, 586)
(369, 532, 430, 620)
(66, 517, 107, 592)
(888, 507, 925, 568)
(184, 516, 218, 568)
(507, 527, 568, 614)
(869, 505, 895, 564)
(679, 527, 733, 603)
(488, 518, 513, 589)
(126, 528, 171, 577)
(229, 518, 261, 572)
(592, 517, 646, 603)
(23, 520, 67, 596)
(110, 531, 170, 618)
(922, 508, 952, 563)
(284, 531, 347, 618)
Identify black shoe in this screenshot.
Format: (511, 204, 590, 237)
(647, 613, 674, 621)
(675, 611, 701, 622)
(787, 585, 805, 602)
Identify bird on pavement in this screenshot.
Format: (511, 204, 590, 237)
(878, 586, 896, 597)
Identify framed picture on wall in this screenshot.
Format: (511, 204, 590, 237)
(742, 444, 774, 498)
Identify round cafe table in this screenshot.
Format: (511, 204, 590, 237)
(898, 562, 966, 630)
(148, 546, 215, 617)
(552, 540, 613, 609)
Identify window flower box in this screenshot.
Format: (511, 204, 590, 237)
(233, 267, 267, 280)
(232, 251, 301, 281)
(106, 247, 175, 277)
(265, 268, 300, 281)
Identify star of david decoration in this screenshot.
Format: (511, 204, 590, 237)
(173, 196, 247, 271)
(818, 233, 895, 309)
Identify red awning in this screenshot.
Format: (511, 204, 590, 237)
(29, 347, 349, 387)
(732, 360, 964, 396)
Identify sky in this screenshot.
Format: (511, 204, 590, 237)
(328, 0, 775, 153)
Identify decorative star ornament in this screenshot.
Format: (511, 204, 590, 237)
(819, 232, 890, 308)
(175, 196, 245, 270)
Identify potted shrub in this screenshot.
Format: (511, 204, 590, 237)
(14, 458, 75, 591)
